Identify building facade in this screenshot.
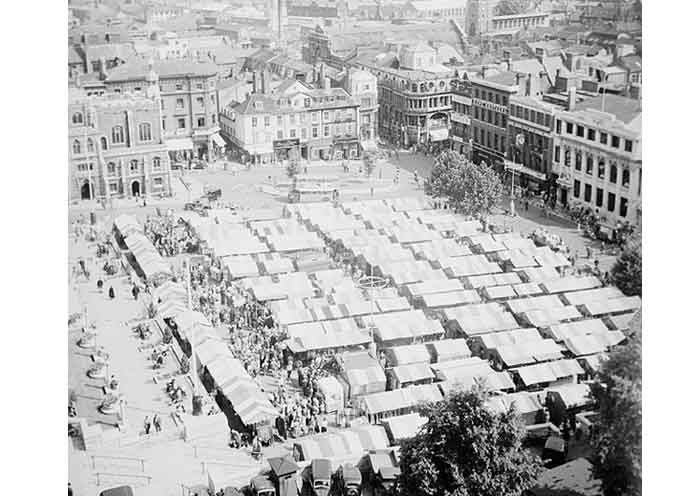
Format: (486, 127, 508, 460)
(342, 69, 379, 146)
(220, 77, 361, 165)
(104, 59, 224, 164)
(69, 92, 172, 201)
(450, 75, 473, 157)
(551, 94, 642, 232)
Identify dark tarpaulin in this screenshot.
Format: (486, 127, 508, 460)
(99, 486, 134, 496)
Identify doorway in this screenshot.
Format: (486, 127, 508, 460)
(131, 181, 141, 197)
(81, 182, 92, 200)
(560, 189, 568, 206)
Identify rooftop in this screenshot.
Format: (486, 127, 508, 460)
(574, 94, 641, 125)
(105, 59, 219, 82)
(529, 458, 601, 496)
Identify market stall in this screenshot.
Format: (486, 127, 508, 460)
(561, 286, 625, 306)
(505, 295, 566, 314)
(384, 343, 431, 367)
(221, 255, 260, 279)
(518, 306, 583, 327)
(380, 413, 427, 445)
(426, 338, 472, 363)
(387, 362, 435, 389)
(578, 296, 642, 317)
(468, 328, 543, 357)
(539, 276, 602, 295)
(442, 255, 503, 278)
(368, 310, 445, 346)
(341, 351, 387, 398)
(543, 319, 611, 342)
(360, 384, 443, 422)
(416, 290, 482, 313)
(316, 376, 345, 413)
(465, 272, 523, 289)
(443, 303, 520, 337)
(292, 425, 391, 464)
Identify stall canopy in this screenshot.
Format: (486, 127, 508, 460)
(539, 276, 602, 295)
(403, 279, 465, 300)
(497, 249, 539, 269)
(517, 266, 561, 282)
(153, 281, 187, 305)
(286, 319, 371, 354)
(125, 233, 172, 280)
(427, 338, 472, 363)
(361, 384, 443, 416)
(579, 296, 642, 317)
(222, 255, 260, 279)
(513, 358, 582, 386)
(386, 343, 432, 367)
(444, 303, 520, 337)
(376, 297, 412, 313)
(512, 282, 544, 297)
(420, 290, 482, 310)
(293, 425, 390, 463)
(342, 351, 387, 397)
(547, 383, 592, 409)
(561, 286, 625, 306)
(435, 359, 515, 393)
(473, 328, 542, 353)
(114, 214, 142, 238)
(381, 413, 427, 443)
(481, 285, 517, 301)
(506, 295, 566, 314)
(410, 239, 472, 262)
(466, 234, 507, 253)
(466, 272, 523, 289)
(389, 362, 435, 385)
(487, 392, 543, 417)
(369, 310, 445, 344)
(545, 319, 610, 342)
(442, 255, 503, 278)
(563, 331, 626, 356)
(518, 306, 583, 327)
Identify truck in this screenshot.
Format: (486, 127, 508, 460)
(309, 459, 332, 496)
(250, 475, 276, 496)
(333, 462, 362, 496)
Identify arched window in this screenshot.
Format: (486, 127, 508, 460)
(112, 126, 124, 144)
(564, 149, 571, 166)
(575, 151, 582, 171)
(153, 157, 161, 169)
(107, 162, 116, 175)
(622, 168, 630, 188)
(73, 139, 81, 154)
(130, 160, 139, 172)
(87, 138, 95, 152)
(609, 163, 618, 183)
(72, 112, 83, 124)
(100, 137, 108, 150)
(597, 159, 605, 179)
(138, 123, 152, 141)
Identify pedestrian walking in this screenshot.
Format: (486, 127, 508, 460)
(144, 416, 151, 435)
(131, 284, 140, 301)
(525, 200, 529, 211)
(97, 279, 103, 292)
(153, 413, 162, 433)
(108, 286, 115, 299)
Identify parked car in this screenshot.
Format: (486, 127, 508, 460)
(333, 463, 362, 496)
(310, 459, 332, 496)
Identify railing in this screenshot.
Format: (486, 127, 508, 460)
(90, 454, 146, 472)
(95, 472, 152, 486)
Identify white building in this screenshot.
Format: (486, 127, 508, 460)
(552, 92, 641, 234)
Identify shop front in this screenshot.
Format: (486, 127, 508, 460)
(273, 138, 300, 162)
(333, 136, 360, 160)
(166, 137, 195, 166)
(555, 170, 573, 206)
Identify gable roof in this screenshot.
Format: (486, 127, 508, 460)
(106, 59, 219, 82)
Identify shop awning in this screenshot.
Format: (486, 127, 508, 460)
(166, 137, 194, 151)
(429, 128, 449, 141)
(211, 133, 226, 147)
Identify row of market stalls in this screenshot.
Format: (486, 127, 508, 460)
(114, 215, 173, 283)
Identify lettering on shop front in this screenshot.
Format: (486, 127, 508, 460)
(472, 98, 508, 114)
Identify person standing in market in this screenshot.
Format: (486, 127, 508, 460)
(131, 284, 140, 301)
(143, 416, 151, 435)
(108, 286, 115, 299)
(152, 413, 162, 433)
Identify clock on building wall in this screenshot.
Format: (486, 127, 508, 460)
(516, 133, 525, 147)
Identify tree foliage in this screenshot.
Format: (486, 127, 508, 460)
(590, 332, 642, 496)
(426, 151, 503, 219)
(495, 0, 531, 16)
(399, 387, 543, 496)
(610, 233, 642, 296)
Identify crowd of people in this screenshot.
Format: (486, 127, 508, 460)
(144, 215, 199, 257)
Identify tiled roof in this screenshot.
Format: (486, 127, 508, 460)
(573, 94, 642, 126)
(619, 55, 642, 72)
(231, 85, 357, 115)
(106, 59, 219, 82)
(85, 43, 136, 62)
(68, 45, 84, 65)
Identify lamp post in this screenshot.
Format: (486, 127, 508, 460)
(357, 267, 388, 357)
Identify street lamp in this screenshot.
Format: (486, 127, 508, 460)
(357, 269, 388, 356)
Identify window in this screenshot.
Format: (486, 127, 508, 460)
(586, 156, 593, 175)
(111, 126, 124, 144)
(575, 151, 582, 171)
(598, 160, 605, 179)
(277, 116, 283, 125)
(576, 125, 584, 138)
(289, 114, 296, 125)
(587, 129, 596, 141)
(609, 164, 618, 183)
(545, 115, 551, 127)
(324, 125, 329, 137)
(494, 134, 499, 150)
(573, 180, 581, 198)
(611, 135, 620, 148)
(312, 112, 318, 123)
(252, 117, 258, 128)
(134, 87, 142, 92)
(622, 168, 630, 188)
(600, 132, 608, 144)
(625, 140, 633, 152)
(264, 116, 270, 127)
(129, 160, 139, 172)
(301, 128, 307, 139)
(554, 145, 560, 162)
(304, 98, 311, 107)
(162, 119, 166, 130)
(290, 129, 296, 138)
(277, 130, 283, 139)
(564, 149, 571, 166)
(300, 113, 306, 123)
(312, 127, 318, 138)
(176, 83, 183, 91)
(584, 184, 592, 202)
(100, 137, 107, 150)
(607, 192, 616, 212)
(176, 98, 184, 109)
(619, 197, 628, 217)
(138, 123, 152, 141)
(72, 112, 83, 124)
(109, 183, 118, 193)
(323, 111, 329, 121)
(212, 114, 216, 124)
(197, 117, 205, 127)
(555, 120, 562, 134)
(72, 140, 81, 154)
(596, 188, 604, 207)
(196, 97, 204, 106)
(211, 95, 215, 104)
(196, 83, 203, 90)
(153, 177, 163, 187)
(153, 157, 161, 169)
(566, 122, 573, 134)
(107, 162, 116, 175)
(474, 107, 479, 120)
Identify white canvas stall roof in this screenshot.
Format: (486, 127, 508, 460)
(294, 425, 390, 464)
(287, 321, 325, 341)
(513, 282, 544, 297)
(266, 233, 325, 253)
(579, 353, 608, 372)
(381, 413, 427, 441)
(404, 279, 465, 299)
(309, 300, 374, 321)
(196, 339, 229, 367)
(427, 338, 472, 362)
(390, 362, 435, 384)
(363, 213, 411, 230)
(506, 295, 566, 314)
(579, 296, 642, 317)
(444, 303, 519, 336)
(604, 312, 637, 331)
(341, 199, 394, 216)
(309, 215, 365, 233)
(519, 306, 582, 327)
(517, 266, 561, 282)
(384, 197, 432, 212)
(420, 290, 482, 309)
(276, 306, 315, 327)
(500, 237, 537, 251)
(376, 297, 412, 313)
(317, 375, 342, 399)
(481, 285, 517, 300)
(498, 249, 539, 269)
(409, 239, 472, 261)
(476, 328, 543, 349)
(466, 234, 507, 253)
(206, 355, 249, 389)
(443, 255, 503, 278)
(386, 343, 432, 366)
(114, 214, 142, 237)
(379, 262, 447, 286)
(331, 288, 369, 304)
(492, 392, 543, 415)
(322, 278, 361, 295)
(312, 269, 348, 286)
(451, 220, 484, 237)
(153, 281, 187, 304)
(546, 319, 610, 342)
(515, 363, 557, 386)
(369, 310, 444, 343)
(258, 257, 295, 275)
(250, 219, 307, 236)
(561, 286, 625, 306)
(157, 298, 188, 319)
(563, 331, 624, 357)
(519, 339, 565, 361)
(547, 383, 592, 409)
(288, 327, 371, 353)
(466, 272, 523, 288)
(362, 384, 443, 415)
(355, 245, 414, 267)
(438, 368, 515, 393)
(532, 247, 571, 267)
(345, 364, 387, 396)
(387, 226, 443, 244)
(548, 359, 585, 378)
(540, 276, 602, 294)
(222, 255, 260, 279)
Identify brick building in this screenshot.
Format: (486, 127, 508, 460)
(68, 90, 172, 201)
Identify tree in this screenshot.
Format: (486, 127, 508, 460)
(610, 233, 642, 296)
(495, 0, 531, 16)
(590, 332, 642, 496)
(426, 151, 503, 220)
(399, 386, 543, 496)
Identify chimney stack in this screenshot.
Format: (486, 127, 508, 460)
(525, 73, 532, 96)
(481, 65, 488, 79)
(568, 86, 577, 111)
(515, 73, 523, 88)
